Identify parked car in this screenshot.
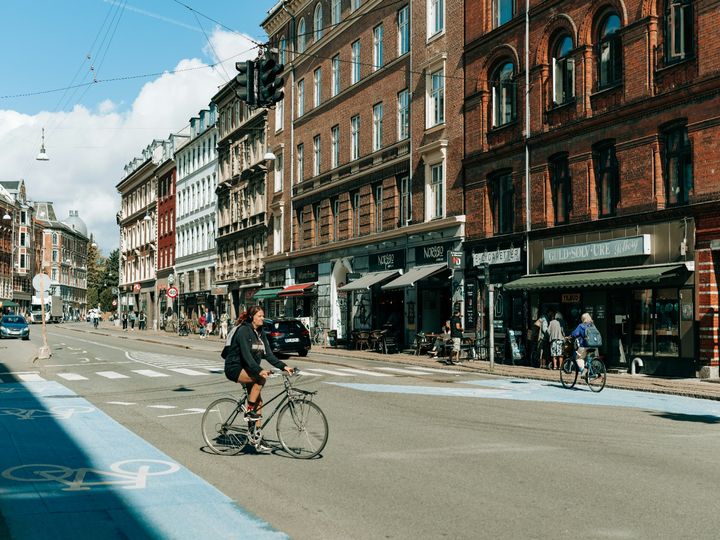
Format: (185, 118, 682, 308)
(0, 315, 30, 340)
(263, 318, 311, 357)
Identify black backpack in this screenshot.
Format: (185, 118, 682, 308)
(585, 324, 603, 347)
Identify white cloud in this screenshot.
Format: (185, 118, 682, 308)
(0, 29, 257, 256)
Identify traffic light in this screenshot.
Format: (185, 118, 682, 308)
(257, 53, 284, 107)
(235, 60, 256, 106)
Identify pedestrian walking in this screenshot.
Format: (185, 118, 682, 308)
(447, 309, 464, 365)
(129, 310, 136, 330)
(219, 312, 229, 339)
(205, 308, 214, 336)
(548, 311, 564, 370)
(198, 313, 207, 338)
(139, 311, 147, 330)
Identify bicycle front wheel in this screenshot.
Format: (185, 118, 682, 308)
(586, 358, 607, 392)
(202, 398, 248, 455)
(559, 358, 578, 389)
(276, 399, 328, 459)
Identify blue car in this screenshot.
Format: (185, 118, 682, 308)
(0, 315, 30, 340)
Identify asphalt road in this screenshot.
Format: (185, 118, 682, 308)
(2, 325, 720, 539)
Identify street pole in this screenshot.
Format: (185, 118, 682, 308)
(489, 284, 495, 372)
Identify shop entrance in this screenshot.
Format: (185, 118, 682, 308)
(417, 273, 451, 334)
(608, 292, 632, 368)
(371, 287, 404, 342)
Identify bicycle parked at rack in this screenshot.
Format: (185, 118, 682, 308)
(201, 370, 329, 459)
(559, 340, 607, 392)
(311, 324, 324, 345)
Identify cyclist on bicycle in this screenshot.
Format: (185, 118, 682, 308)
(569, 312, 597, 376)
(223, 305, 294, 426)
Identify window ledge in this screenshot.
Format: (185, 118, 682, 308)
(590, 83, 623, 99)
(426, 30, 446, 45)
(424, 123, 446, 136)
(656, 54, 696, 74)
(489, 119, 518, 134)
(548, 99, 576, 113)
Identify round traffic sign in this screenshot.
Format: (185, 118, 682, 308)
(166, 286, 178, 299)
(112, 299, 118, 307)
(32, 273, 52, 293)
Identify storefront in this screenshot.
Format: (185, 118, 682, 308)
(505, 221, 696, 376)
(282, 264, 318, 322)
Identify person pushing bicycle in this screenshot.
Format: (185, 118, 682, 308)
(223, 305, 294, 452)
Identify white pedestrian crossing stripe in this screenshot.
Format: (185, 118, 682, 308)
(303, 368, 354, 377)
(336, 368, 393, 377)
(58, 373, 89, 381)
(16, 374, 46, 382)
(132, 369, 169, 378)
(169, 368, 207, 376)
(96, 371, 130, 379)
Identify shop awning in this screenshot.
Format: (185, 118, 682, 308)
(0, 299, 20, 309)
(278, 282, 315, 297)
(338, 270, 401, 291)
(381, 263, 448, 290)
(504, 264, 689, 291)
(252, 287, 284, 300)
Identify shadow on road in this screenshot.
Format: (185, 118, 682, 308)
(649, 411, 720, 424)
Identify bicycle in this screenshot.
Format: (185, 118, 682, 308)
(201, 370, 329, 459)
(559, 341, 607, 392)
(311, 325, 324, 345)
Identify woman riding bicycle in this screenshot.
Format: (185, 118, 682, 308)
(223, 305, 294, 428)
(569, 312, 598, 376)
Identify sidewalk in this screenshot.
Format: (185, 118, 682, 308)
(68, 322, 720, 402)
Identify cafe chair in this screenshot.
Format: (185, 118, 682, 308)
(355, 331, 371, 351)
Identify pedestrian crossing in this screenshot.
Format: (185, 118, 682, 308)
(2, 362, 466, 384)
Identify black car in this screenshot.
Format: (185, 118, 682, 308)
(0, 315, 30, 340)
(263, 318, 311, 357)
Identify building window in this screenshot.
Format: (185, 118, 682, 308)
(398, 88, 409, 140)
(597, 13, 622, 89)
(297, 208, 304, 249)
(375, 185, 384, 232)
(428, 0, 444, 37)
(275, 97, 284, 131)
(664, 0, 693, 63)
(352, 192, 361, 236)
(314, 3, 323, 41)
(398, 6, 410, 55)
(351, 40, 361, 84)
(279, 36, 287, 65)
(493, 0, 514, 28)
(314, 203, 321, 245)
(372, 103, 383, 151)
(550, 154, 571, 225)
(314, 67, 322, 108)
(552, 35, 575, 106)
(297, 79, 305, 117)
(331, 54, 341, 96)
(399, 176, 412, 226)
(373, 24, 384, 70)
(428, 162, 444, 220)
(331, 125, 340, 169)
(52, 233, 58, 245)
(297, 18, 307, 53)
(662, 125, 693, 206)
(593, 142, 619, 217)
(490, 172, 514, 234)
(52, 249, 58, 262)
(297, 143, 304, 183)
(273, 215, 282, 255)
(491, 62, 516, 127)
(428, 67, 445, 127)
(351, 115, 360, 160)
(274, 152, 284, 192)
(332, 0, 341, 25)
(352, 0, 361, 11)
(313, 135, 321, 176)
(332, 198, 340, 240)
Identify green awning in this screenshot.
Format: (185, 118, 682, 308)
(0, 299, 20, 309)
(504, 264, 688, 291)
(252, 287, 284, 300)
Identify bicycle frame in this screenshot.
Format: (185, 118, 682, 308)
(236, 374, 312, 427)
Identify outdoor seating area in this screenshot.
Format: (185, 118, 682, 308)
(350, 329, 399, 354)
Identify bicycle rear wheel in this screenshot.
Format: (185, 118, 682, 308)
(202, 398, 248, 455)
(559, 358, 578, 388)
(276, 399, 328, 459)
(586, 358, 607, 392)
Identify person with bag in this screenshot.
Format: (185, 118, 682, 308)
(531, 311, 550, 368)
(547, 311, 565, 370)
(222, 305, 294, 452)
(198, 313, 207, 338)
(570, 312, 602, 375)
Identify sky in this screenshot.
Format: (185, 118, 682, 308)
(0, 0, 278, 255)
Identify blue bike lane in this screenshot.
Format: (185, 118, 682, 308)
(0, 380, 286, 539)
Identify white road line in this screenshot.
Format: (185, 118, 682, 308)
(57, 373, 89, 381)
(16, 374, 46, 382)
(403, 366, 464, 375)
(96, 371, 130, 379)
(168, 368, 207, 376)
(157, 408, 206, 418)
(336, 368, 393, 377)
(147, 405, 176, 409)
(132, 369, 170, 378)
(106, 401, 137, 406)
(303, 368, 355, 377)
(376, 367, 437, 375)
(297, 371, 321, 377)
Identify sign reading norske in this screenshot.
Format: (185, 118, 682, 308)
(544, 235, 651, 265)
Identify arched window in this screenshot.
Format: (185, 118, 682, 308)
(279, 36, 286, 65)
(664, 0, 693, 63)
(331, 0, 341, 25)
(552, 34, 575, 105)
(597, 13, 622, 89)
(314, 3, 323, 41)
(491, 62, 516, 128)
(297, 18, 307, 53)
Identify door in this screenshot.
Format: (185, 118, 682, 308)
(608, 292, 631, 367)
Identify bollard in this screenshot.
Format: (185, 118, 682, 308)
(630, 357, 644, 375)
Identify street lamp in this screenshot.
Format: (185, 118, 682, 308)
(36, 128, 49, 161)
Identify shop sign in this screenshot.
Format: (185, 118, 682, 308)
(464, 281, 477, 329)
(370, 250, 405, 272)
(213, 285, 228, 296)
(543, 235, 651, 265)
(295, 264, 318, 282)
(132, 282, 141, 293)
(473, 247, 521, 267)
(448, 251, 465, 270)
(415, 243, 453, 265)
(561, 293, 581, 303)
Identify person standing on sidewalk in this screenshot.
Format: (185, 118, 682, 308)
(548, 311, 564, 370)
(219, 312, 229, 339)
(139, 311, 147, 331)
(448, 309, 464, 365)
(205, 308, 214, 337)
(122, 312, 128, 331)
(129, 311, 136, 331)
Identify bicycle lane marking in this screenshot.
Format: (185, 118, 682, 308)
(0, 381, 287, 540)
(327, 378, 720, 420)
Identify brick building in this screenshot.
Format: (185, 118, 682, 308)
(463, 0, 720, 376)
(261, 0, 466, 346)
